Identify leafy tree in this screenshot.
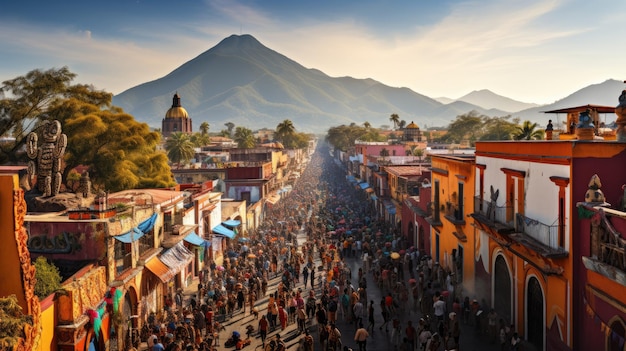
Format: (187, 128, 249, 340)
(1, 67, 175, 192)
(190, 132, 210, 147)
(234, 127, 256, 148)
(398, 120, 407, 129)
(34, 256, 61, 298)
(363, 121, 371, 129)
(218, 129, 231, 138)
(199, 122, 210, 136)
(513, 120, 544, 140)
(325, 124, 383, 151)
(437, 111, 485, 145)
(389, 113, 400, 130)
(165, 132, 195, 167)
(224, 122, 235, 136)
(480, 116, 519, 141)
(0, 295, 34, 348)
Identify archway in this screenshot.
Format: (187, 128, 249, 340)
(526, 277, 544, 350)
(607, 318, 626, 351)
(494, 255, 512, 323)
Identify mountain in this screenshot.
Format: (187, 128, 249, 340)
(113, 34, 625, 133)
(113, 35, 463, 133)
(456, 89, 540, 112)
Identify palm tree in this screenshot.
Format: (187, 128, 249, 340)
(224, 122, 235, 136)
(276, 119, 296, 148)
(234, 127, 256, 148)
(199, 122, 210, 136)
(513, 120, 544, 140)
(165, 132, 195, 168)
(389, 113, 400, 130)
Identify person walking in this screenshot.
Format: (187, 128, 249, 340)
(258, 315, 269, 347)
(303, 266, 310, 288)
(366, 300, 375, 334)
(354, 322, 369, 351)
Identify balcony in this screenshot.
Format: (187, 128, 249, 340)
(472, 196, 514, 233)
(444, 202, 465, 225)
(511, 213, 567, 258)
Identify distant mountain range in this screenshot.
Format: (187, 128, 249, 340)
(112, 34, 625, 133)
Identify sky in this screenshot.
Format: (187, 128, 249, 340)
(1, 0, 625, 105)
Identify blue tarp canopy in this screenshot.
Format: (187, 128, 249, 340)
(222, 219, 241, 227)
(114, 227, 145, 243)
(137, 213, 157, 233)
(370, 195, 378, 201)
(359, 182, 370, 189)
(213, 224, 236, 239)
(184, 232, 210, 248)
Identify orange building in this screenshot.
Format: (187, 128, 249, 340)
(429, 155, 476, 297)
(470, 139, 626, 350)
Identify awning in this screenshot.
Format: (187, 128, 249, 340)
(160, 241, 194, 273)
(266, 195, 281, 205)
(183, 232, 210, 248)
(113, 228, 145, 243)
(359, 182, 370, 189)
(365, 188, 374, 193)
(222, 219, 241, 227)
(137, 213, 157, 233)
(212, 224, 236, 239)
(145, 257, 176, 283)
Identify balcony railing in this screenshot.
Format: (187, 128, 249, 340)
(474, 196, 512, 226)
(515, 213, 561, 250)
(445, 202, 465, 223)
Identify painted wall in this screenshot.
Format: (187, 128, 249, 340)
(37, 294, 57, 351)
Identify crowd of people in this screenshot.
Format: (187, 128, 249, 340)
(133, 142, 527, 351)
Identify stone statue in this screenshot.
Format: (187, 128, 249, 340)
(79, 171, 91, 198)
(616, 89, 626, 141)
(26, 120, 67, 197)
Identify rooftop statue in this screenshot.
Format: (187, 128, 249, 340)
(616, 89, 626, 141)
(26, 120, 67, 197)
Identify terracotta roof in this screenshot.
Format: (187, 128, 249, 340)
(384, 166, 425, 176)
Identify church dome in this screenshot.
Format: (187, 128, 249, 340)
(406, 121, 419, 129)
(164, 93, 189, 119)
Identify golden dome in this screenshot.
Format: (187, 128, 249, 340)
(164, 93, 189, 119)
(406, 121, 419, 129)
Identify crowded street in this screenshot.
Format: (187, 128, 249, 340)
(138, 142, 514, 351)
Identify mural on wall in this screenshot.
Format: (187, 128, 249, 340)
(28, 231, 83, 253)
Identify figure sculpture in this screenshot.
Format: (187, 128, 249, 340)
(26, 120, 67, 197)
(616, 89, 626, 141)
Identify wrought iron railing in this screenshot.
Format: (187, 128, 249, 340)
(474, 196, 512, 226)
(515, 213, 561, 250)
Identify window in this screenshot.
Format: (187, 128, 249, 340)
(457, 182, 464, 220)
(434, 179, 441, 222)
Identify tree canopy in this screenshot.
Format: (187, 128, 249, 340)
(234, 126, 256, 148)
(165, 132, 195, 167)
(0, 67, 175, 192)
(326, 124, 386, 151)
(513, 120, 544, 140)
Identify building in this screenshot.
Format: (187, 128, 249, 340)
(161, 93, 193, 137)
(429, 154, 476, 299)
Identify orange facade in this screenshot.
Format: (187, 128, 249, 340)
(430, 155, 476, 296)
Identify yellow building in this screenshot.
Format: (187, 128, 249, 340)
(429, 155, 476, 297)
